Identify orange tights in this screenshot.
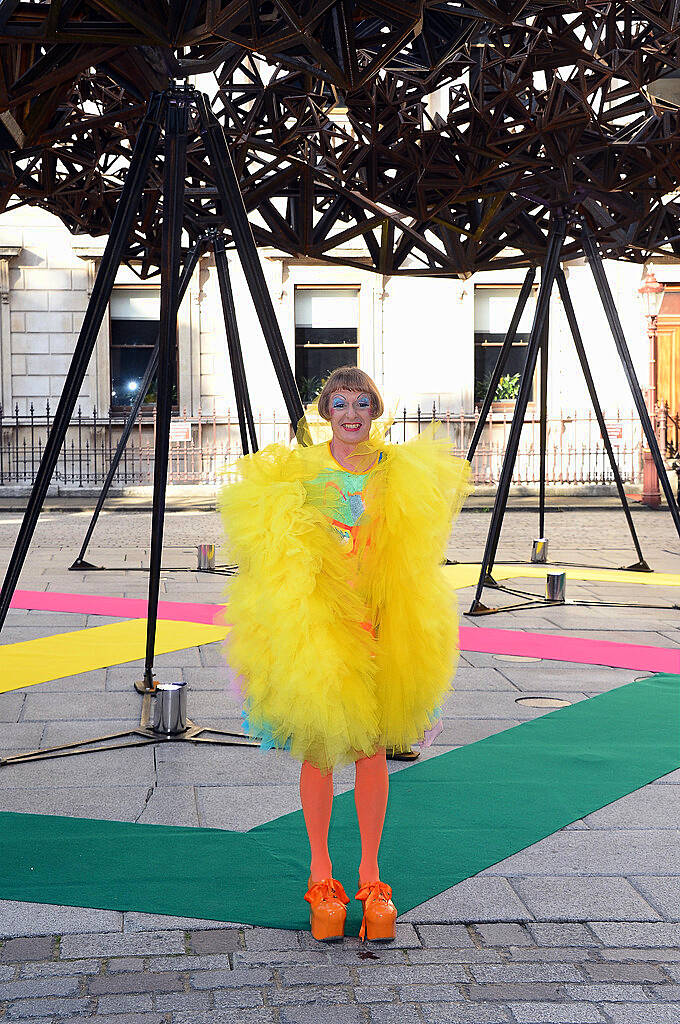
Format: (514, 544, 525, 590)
(299, 749, 389, 885)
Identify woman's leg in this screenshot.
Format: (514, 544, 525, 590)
(354, 747, 389, 885)
(300, 760, 334, 881)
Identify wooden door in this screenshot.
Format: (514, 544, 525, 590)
(656, 316, 680, 419)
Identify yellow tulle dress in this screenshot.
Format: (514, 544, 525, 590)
(217, 413, 473, 774)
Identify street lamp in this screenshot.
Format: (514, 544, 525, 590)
(638, 268, 665, 508)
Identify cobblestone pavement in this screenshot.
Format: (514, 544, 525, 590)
(0, 504, 678, 1022)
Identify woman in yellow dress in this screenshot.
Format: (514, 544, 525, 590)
(219, 366, 472, 941)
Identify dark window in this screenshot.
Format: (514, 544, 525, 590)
(474, 286, 537, 405)
(109, 288, 178, 410)
(294, 287, 359, 404)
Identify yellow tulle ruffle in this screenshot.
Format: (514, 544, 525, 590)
(218, 420, 473, 773)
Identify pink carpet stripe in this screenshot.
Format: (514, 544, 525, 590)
(9, 589, 680, 673)
(459, 626, 680, 674)
(10, 590, 223, 626)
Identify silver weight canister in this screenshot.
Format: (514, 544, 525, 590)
(152, 682, 187, 735)
(197, 543, 215, 571)
(531, 537, 548, 563)
(546, 571, 566, 603)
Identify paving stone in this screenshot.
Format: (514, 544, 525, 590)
(268, 985, 352, 1005)
(505, 947, 597, 962)
(420, 1003, 512, 1023)
(589, 923, 680, 946)
(663, 963, 680, 982)
(59, 930, 185, 959)
(189, 967, 272, 988)
(211, 988, 265, 1008)
(397, 984, 465, 1002)
(468, 964, 585, 983)
(95, 993, 154, 1013)
(510, 877, 662, 921)
(369, 1005, 422, 1024)
(355, 965, 467, 985)
(632, 876, 680, 921)
(124, 912, 242, 933)
(414, 924, 476, 947)
(232, 951, 337, 967)
(647, 983, 680, 1001)
(0, 975, 80, 998)
(153, 990, 212, 1009)
(583, 962, 666, 983)
(145, 954, 231, 972)
(563, 982, 650, 1000)
(402, 879, 532, 923)
(22, 691, 140, 721)
(0, 901, 122, 938)
(81, 1016, 166, 1023)
(352, 986, 395, 1002)
(175, 1013, 275, 1024)
(88, 970, 184, 994)
(278, 966, 351, 985)
(600, 948, 680, 962)
(465, 982, 564, 1001)
(476, 924, 534, 947)
(526, 923, 601, 946)
(188, 928, 242, 954)
(195, 784, 304, 830)
(243, 927, 301, 950)
(605, 1006, 680, 1024)
(406, 948, 505, 964)
(104, 958, 145, 972)
(581, 786, 680, 828)
(19, 958, 99, 978)
(0, 786, 147, 823)
(478, 831, 680, 878)
(509, 1003, 606, 1022)
(277, 1006, 362, 1024)
(4, 995, 92, 1017)
(0, 936, 55, 961)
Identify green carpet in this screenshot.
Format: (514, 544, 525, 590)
(1, 673, 678, 934)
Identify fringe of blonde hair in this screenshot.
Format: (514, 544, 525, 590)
(316, 366, 385, 420)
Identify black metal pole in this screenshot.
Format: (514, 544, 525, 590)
(194, 91, 309, 443)
(72, 236, 208, 570)
(0, 93, 165, 636)
(212, 231, 258, 455)
(581, 224, 680, 538)
(538, 309, 549, 539)
(467, 266, 536, 462)
(141, 86, 189, 693)
(556, 267, 648, 568)
(469, 217, 567, 613)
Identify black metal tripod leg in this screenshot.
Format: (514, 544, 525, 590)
(582, 226, 680, 537)
(212, 232, 259, 455)
(194, 92, 308, 441)
(556, 268, 648, 568)
(0, 93, 165, 635)
(72, 236, 208, 570)
(467, 266, 536, 461)
(469, 218, 566, 613)
(142, 90, 189, 692)
(538, 310, 549, 539)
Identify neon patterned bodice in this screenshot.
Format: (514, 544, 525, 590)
(308, 441, 383, 553)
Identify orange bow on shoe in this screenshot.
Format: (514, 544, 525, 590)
(304, 877, 350, 942)
(355, 880, 397, 942)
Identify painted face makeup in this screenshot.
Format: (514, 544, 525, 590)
(329, 390, 373, 446)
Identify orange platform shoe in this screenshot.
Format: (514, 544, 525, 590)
(304, 877, 349, 942)
(355, 880, 397, 942)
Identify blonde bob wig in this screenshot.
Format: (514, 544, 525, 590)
(316, 366, 384, 421)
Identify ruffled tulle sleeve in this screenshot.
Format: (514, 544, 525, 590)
(217, 442, 381, 773)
